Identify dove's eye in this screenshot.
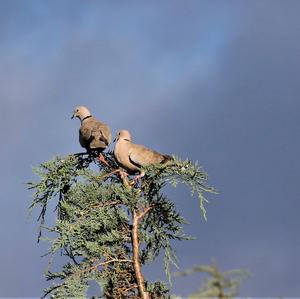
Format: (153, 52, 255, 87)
(76, 109, 79, 112)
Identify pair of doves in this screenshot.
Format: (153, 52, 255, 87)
(72, 106, 172, 178)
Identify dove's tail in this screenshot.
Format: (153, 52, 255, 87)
(161, 155, 173, 164)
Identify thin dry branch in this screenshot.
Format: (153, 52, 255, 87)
(75, 258, 132, 277)
(96, 169, 123, 180)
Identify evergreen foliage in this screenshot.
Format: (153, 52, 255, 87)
(175, 260, 249, 298)
(28, 152, 215, 298)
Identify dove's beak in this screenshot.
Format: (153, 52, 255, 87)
(71, 113, 75, 119)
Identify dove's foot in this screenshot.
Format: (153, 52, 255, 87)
(130, 172, 145, 186)
(97, 153, 110, 167)
(116, 169, 131, 187)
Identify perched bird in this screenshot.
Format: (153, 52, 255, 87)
(113, 130, 172, 179)
(71, 106, 111, 155)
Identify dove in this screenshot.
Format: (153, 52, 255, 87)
(113, 130, 172, 179)
(72, 106, 111, 163)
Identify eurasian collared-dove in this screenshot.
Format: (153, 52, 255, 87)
(72, 106, 111, 152)
(113, 130, 172, 178)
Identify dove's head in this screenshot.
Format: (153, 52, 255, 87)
(114, 130, 132, 142)
(71, 106, 91, 121)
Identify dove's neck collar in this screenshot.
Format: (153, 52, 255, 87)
(81, 115, 92, 122)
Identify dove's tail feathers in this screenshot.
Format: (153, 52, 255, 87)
(161, 155, 173, 164)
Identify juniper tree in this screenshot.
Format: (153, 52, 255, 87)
(28, 152, 215, 298)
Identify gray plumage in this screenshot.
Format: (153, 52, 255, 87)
(114, 130, 172, 176)
(72, 106, 111, 151)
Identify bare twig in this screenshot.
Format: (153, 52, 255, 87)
(97, 169, 122, 180)
(122, 284, 139, 295)
(97, 167, 131, 187)
(75, 258, 132, 277)
(136, 206, 153, 221)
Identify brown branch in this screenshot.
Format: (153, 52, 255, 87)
(95, 258, 132, 268)
(97, 169, 122, 180)
(97, 167, 132, 187)
(136, 206, 153, 221)
(132, 206, 154, 299)
(121, 284, 139, 295)
(75, 258, 132, 276)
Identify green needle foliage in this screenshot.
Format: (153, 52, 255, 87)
(28, 152, 215, 298)
(175, 260, 250, 298)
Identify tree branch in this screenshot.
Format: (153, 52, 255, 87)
(132, 206, 153, 299)
(136, 206, 153, 221)
(75, 258, 132, 276)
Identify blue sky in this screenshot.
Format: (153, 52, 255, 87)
(1, 0, 300, 297)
